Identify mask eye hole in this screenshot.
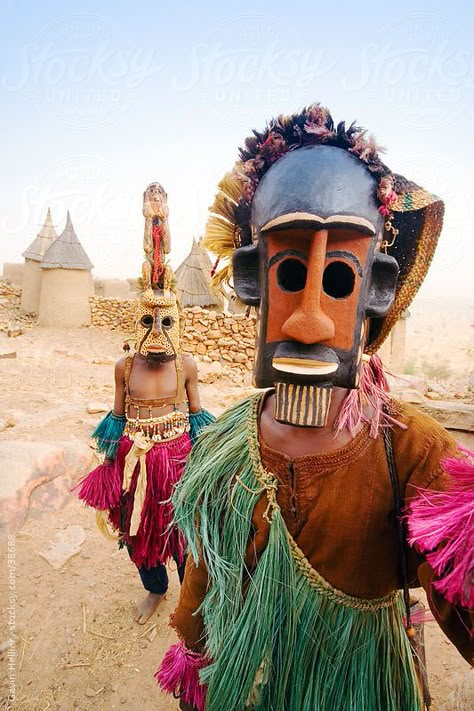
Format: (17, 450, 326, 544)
(323, 261, 355, 299)
(140, 314, 153, 327)
(161, 316, 174, 329)
(276, 258, 307, 293)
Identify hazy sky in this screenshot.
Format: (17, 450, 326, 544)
(1, 0, 473, 304)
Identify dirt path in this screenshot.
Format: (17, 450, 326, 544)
(0, 326, 471, 710)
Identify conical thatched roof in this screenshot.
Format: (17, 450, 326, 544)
(42, 212, 93, 270)
(22, 207, 58, 262)
(175, 239, 223, 309)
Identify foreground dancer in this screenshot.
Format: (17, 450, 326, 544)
(157, 105, 473, 709)
(76, 183, 214, 623)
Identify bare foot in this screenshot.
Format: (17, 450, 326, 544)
(134, 592, 164, 624)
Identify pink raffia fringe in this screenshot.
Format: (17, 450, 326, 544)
(334, 354, 406, 438)
(74, 432, 191, 569)
(156, 640, 208, 711)
(73, 460, 122, 511)
(108, 433, 192, 568)
(407, 446, 474, 608)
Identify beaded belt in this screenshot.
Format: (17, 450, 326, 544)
(124, 408, 190, 442)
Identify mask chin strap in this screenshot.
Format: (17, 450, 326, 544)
(274, 381, 333, 427)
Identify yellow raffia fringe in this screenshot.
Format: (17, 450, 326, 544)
(217, 168, 244, 204)
(204, 218, 235, 255)
(95, 510, 119, 541)
(203, 161, 246, 287)
(212, 192, 238, 222)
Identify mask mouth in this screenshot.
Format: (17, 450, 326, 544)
(272, 343, 339, 377)
(145, 350, 176, 364)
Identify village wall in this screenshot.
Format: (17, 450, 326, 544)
(89, 297, 256, 373)
(21, 259, 42, 313)
(93, 278, 131, 299)
(39, 270, 94, 327)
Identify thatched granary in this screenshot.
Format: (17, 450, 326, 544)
(175, 239, 223, 310)
(39, 212, 94, 326)
(21, 207, 58, 313)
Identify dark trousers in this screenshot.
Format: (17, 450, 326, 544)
(138, 555, 186, 595)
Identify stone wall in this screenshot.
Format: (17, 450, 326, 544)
(0, 278, 21, 304)
(89, 297, 256, 373)
(89, 296, 136, 331)
(181, 307, 255, 372)
(0, 278, 35, 335)
(0, 278, 22, 325)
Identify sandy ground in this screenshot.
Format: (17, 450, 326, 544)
(0, 325, 472, 710)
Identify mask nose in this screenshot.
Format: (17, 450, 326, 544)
(281, 230, 335, 344)
(152, 310, 162, 335)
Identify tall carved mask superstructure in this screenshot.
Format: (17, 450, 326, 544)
(133, 182, 182, 365)
(203, 104, 444, 427)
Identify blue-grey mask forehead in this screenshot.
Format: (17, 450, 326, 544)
(251, 145, 383, 236)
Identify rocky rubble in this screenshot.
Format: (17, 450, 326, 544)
(0, 278, 36, 333)
(0, 440, 93, 531)
(388, 373, 473, 406)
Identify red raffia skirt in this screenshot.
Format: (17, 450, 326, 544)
(76, 432, 192, 569)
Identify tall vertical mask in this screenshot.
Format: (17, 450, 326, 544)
(133, 182, 182, 364)
(204, 105, 444, 427)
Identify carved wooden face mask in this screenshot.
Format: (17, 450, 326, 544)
(233, 146, 399, 424)
(135, 289, 180, 363)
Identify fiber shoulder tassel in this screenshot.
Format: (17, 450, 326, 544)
(156, 640, 208, 711)
(92, 410, 126, 459)
(407, 446, 474, 608)
(189, 409, 216, 445)
(334, 354, 405, 438)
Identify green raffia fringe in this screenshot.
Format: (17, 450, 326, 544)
(92, 410, 126, 460)
(173, 394, 421, 711)
(189, 409, 216, 446)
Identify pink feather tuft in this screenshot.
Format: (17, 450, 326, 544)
(156, 640, 208, 711)
(403, 608, 435, 626)
(334, 354, 406, 438)
(407, 447, 474, 608)
(72, 461, 122, 510)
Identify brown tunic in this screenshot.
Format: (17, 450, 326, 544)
(172, 401, 474, 664)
